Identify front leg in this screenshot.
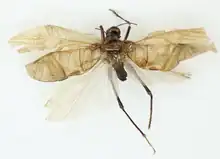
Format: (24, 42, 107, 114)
(124, 25, 131, 41)
(99, 25, 105, 44)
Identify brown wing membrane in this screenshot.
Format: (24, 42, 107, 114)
(26, 48, 101, 82)
(128, 28, 217, 71)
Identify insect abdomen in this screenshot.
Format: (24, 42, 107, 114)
(112, 62, 127, 81)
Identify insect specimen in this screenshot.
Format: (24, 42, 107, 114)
(8, 9, 217, 153)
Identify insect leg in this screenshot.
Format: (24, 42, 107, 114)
(108, 66, 156, 154)
(170, 70, 192, 79)
(99, 25, 105, 44)
(109, 9, 137, 26)
(124, 25, 131, 41)
(125, 62, 153, 130)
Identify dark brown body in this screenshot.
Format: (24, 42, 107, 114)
(99, 26, 131, 81)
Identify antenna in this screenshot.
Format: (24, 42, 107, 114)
(109, 9, 137, 26)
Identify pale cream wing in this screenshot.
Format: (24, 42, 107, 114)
(136, 27, 215, 45)
(8, 25, 100, 53)
(128, 28, 217, 71)
(26, 48, 101, 82)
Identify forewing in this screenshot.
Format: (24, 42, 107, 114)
(26, 47, 101, 82)
(128, 28, 217, 71)
(8, 25, 100, 53)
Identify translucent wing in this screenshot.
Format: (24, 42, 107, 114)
(128, 28, 217, 71)
(26, 48, 101, 82)
(45, 62, 108, 121)
(8, 25, 101, 53)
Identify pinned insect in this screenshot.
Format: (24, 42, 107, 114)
(8, 9, 217, 154)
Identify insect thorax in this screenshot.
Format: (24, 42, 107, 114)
(101, 41, 124, 63)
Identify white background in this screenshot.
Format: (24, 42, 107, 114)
(1, 0, 220, 159)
